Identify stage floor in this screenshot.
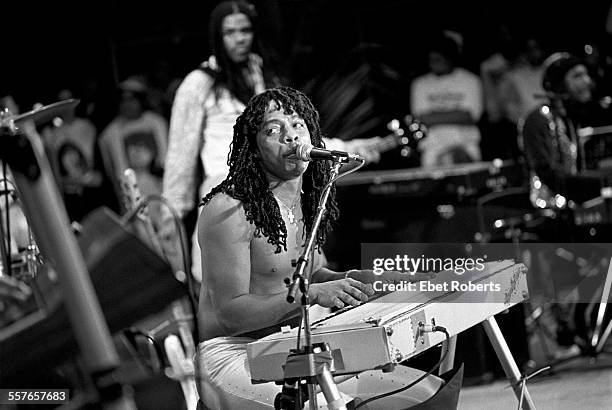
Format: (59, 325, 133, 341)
(458, 353, 612, 409)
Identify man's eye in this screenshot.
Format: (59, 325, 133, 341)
(294, 122, 306, 129)
(266, 127, 280, 135)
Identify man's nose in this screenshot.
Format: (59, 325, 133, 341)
(284, 130, 300, 144)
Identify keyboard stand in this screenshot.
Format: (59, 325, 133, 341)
(439, 317, 536, 410)
(483, 317, 535, 410)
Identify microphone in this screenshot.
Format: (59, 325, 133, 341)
(295, 143, 363, 162)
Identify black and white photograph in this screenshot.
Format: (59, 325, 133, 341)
(2, 1, 612, 409)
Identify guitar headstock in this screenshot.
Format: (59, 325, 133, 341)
(404, 115, 427, 143)
(384, 116, 427, 158)
(365, 116, 428, 162)
(401, 115, 427, 157)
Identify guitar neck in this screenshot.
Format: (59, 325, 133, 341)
(363, 118, 425, 158)
(378, 133, 401, 153)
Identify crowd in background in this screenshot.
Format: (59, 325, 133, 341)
(2, 33, 611, 226)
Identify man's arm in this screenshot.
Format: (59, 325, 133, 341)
(324, 137, 384, 163)
(312, 267, 432, 286)
(162, 70, 212, 218)
(199, 195, 299, 335)
(199, 195, 374, 335)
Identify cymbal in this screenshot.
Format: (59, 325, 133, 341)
(12, 99, 80, 126)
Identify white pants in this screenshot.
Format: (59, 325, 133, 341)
(195, 337, 443, 410)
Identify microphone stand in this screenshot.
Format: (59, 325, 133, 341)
(0, 120, 136, 409)
(283, 155, 356, 410)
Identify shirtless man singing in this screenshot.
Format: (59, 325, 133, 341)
(195, 87, 435, 409)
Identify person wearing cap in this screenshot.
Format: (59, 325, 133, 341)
(521, 52, 594, 200)
(521, 52, 601, 358)
(410, 31, 483, 168)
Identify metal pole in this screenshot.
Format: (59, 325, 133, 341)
(1, 122, 135, 409)
(286, 158, 346, 410)
(593, 257, 612, 351)
(482, 316, 536, 410)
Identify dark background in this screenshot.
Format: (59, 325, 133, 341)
(4, 0, 612, 130)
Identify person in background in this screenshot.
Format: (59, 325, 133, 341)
(521, 52, 600, 356)
(42, 88, 98, 174)
(124, 131, 164, 225)
(522, 52, 595, 199)
(410, 31, 483, 167)
(99, 76, 168, 210)
(161, 0, 384, 282)
(499, 37, 546, 127)
(41, 88, 103, 221)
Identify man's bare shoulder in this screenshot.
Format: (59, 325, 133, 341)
(199, 193, 253, 237)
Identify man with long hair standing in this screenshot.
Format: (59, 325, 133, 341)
(162, 1, 383, 282)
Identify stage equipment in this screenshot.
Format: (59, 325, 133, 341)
(250, 260, 535, 409)
(0, 105, 151, 408)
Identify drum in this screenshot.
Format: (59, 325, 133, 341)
(0, 200, 41, 279)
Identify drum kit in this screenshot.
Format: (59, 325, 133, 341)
(0, 99, 78, 293)
(1, 98, 178, 409)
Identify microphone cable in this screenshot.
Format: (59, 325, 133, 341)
(354, 326, 450, 409)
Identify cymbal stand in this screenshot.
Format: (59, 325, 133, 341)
(284, 156, 360, 410)
(0, 119, 136, 409)
(0, 153, 12, 276)
(0, 182, 10, 276)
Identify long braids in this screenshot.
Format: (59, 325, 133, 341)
(201, 87, 339, 253)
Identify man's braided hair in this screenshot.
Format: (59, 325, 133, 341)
(200, 86, 339, 253)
